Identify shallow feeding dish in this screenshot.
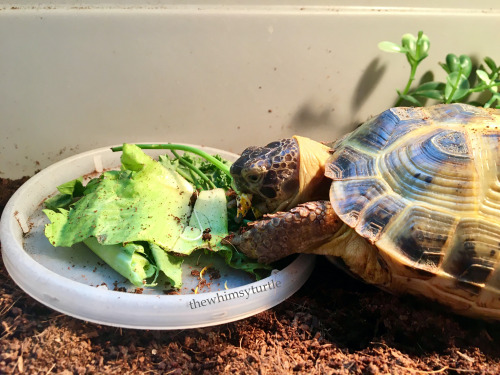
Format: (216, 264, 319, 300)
(0, 144, 315, 329)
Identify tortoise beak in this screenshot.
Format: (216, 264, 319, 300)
(236, 193, 253, 220)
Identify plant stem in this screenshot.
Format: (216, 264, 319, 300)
(111, 143, 232, 178)
(484, 94, 498, 108)
(170, 149, 216, 190)
(445, 68, 463, 104)
(395, 63, 418, 106)
(175, 167, 197, 187)
(469, 82, 500, 93)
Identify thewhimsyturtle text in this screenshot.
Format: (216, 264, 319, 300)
(188, 279, 282, 309)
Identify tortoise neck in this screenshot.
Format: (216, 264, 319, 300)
(284, 136, 332, 211)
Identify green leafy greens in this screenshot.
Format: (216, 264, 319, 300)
(379, 31, 500, 108)
(44, 143, 270, 289)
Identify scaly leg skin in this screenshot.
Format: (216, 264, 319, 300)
(230, 200, 344, 264)
(230, 200, 391, 287)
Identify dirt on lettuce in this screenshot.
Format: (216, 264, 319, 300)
(1, 176, 500, 374)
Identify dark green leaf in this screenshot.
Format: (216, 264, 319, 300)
(44, 194, 73, 211)
(44, 177, 86, 210)
(446, 54, 459, 73)
(458, 55, 473, 78)
(398, 92, 422, 106)
(484, 56, 498, 73)
(443, 54, 471, 77)
(215, 246, 272, 280)
(413, 81, 445, 92)
(414, 90, 443, 100)
(57, 177, 84, 197)
(439, 62, 451, 74)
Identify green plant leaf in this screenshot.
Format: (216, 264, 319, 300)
(414, 90, 443, 100)
(173, 188, 229, 255)
(443, 54, 472, 78)
(458, 55, 473, 78)
(378, 41, 407, 53)
(445, 54, 459, 73)
(57, 178, 85, 196)
(397, 92, 422, 106)
(44, 194, 74, 211)
(415, 32, 430, 62)
(439, 62, 450, 74)
(379, 30, 500, 108)
(485, 93, 500, 108)
(401, 33, 417, 55)
(477, 69, 491, 84)
(413, 81, 444, 91)
(412, 81, 445, 100)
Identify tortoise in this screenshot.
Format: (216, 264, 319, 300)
(229, 103, 500, 320)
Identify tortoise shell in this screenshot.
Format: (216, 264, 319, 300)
(325, 103, 500, 308)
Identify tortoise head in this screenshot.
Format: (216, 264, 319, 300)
(230, 138, 301, 213)
(231, 136, 332, 214)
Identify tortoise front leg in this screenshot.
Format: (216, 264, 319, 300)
(229, 200, 344, 263)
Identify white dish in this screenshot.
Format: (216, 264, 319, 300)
(0, 144, 315, 329)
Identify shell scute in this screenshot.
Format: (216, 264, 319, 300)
(347, 106, 431, 152)
(442, 218, 500, 287)
(381, 128, 477, 211)
(391, 205, 456, 269)
(357, 195, 407, 242)
(425, 102, 494, 125)
(432, 129, 471, 157)
(326, 146, 376, 180)
(329, 178, 388, 228)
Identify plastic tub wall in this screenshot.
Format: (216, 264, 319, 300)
(1, 1, 499, 178)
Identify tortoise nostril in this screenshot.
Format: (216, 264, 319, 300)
(260, 186, 277, 198)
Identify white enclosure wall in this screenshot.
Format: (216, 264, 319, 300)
(1, 1, 499, 178)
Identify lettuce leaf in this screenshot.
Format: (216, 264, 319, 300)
(174, 188, 228, 255)
(44, 144, 194, 249)
(149, 243, 184, 288)
(44, 144, 194, 287)
(83, 237, 157, 287)
(44, 177, 85, 210)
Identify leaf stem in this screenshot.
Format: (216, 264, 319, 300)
(485, 94, 499, 108)
(111, 143, 233, 179)
(395, 63, 418, 106)
(445, 67, 463, 104)
(170, 149, 216, 190)
(468, 81, 500, 93)
(174, 167, 197, 187)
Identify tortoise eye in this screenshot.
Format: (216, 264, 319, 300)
(247, 174, 259, 182)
